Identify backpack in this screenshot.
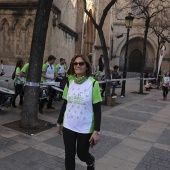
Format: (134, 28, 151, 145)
(60, 76, 68, 90)
(12, 68, 16, 80)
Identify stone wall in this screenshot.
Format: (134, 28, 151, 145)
(0, 2, 37, 65)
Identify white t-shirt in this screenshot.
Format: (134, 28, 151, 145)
(62, 77, 102, 133)
(163, 76, 170, 87)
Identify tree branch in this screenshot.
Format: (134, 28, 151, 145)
(99, 0, 117, 28)
(83, 0, 99, 29)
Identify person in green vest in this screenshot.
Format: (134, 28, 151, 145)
(12, 59, 24, 107)
(57, 54, 102, 170)
(55, 58, 67, 78)
(39, 55, 56, 113)
(161, 71, 170, 100)
(20, 63, 29, 85)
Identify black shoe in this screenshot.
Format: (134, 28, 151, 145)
(112, 93, 117, 96)
(39, 109, 43, 114)
(87, 155, 95, 170)
(47, 106, 55, 109)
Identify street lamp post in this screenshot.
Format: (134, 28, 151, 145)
(156, 38, 166, 88)
(121, 13, 134, 97)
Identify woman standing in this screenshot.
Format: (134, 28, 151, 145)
(12, 59, 24, 107)
(57, 54, 102, 170)
(162, 71, 170, 100)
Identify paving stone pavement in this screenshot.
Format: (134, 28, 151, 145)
(1, 80, 170, 170)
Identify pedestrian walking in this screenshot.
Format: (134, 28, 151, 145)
(98, 54, 104, 71)
(12, 59, 24, 107)
(161, 71, 170, 100)
(111, 65, 121, 98)
(57, 54, 102, 170)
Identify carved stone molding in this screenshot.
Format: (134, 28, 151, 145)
(0, 2, 38, 10)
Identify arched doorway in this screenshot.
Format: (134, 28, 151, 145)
(83, 9, 94, 56)
(128, 49, 142, 72)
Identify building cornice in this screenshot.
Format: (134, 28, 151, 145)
(0, 2, 38, 10)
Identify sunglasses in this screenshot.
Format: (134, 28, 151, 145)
(73, 62, 85, 66)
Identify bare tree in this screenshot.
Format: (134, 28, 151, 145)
(116, 0, 170, 94)
(20, 0, 53, 128)
(83, 0, 117, 104)
(150, 13, 170, 77)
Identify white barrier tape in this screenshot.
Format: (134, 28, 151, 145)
(142, 78, 156, 80)
(26, 81, 40, 87)
(0, 80, 8, 82)
(40, 82, 60, 87)
(98, 77, 156, 84)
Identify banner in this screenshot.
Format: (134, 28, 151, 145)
(157, 45, 166, 79)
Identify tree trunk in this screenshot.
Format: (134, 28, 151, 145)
(155, 36, 160, 77)
(20, 0, 53, 128)
(139, 18, 150, 94)
(98, 28, 111, 104)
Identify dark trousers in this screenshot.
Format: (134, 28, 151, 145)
(111, 85, 117, 96)
(63, 127, 94, 170)
(39, 98, 53, 109)
(162, 86, 169, 97)
(12, 84, 23, 105)
(101, 83, 106, 97)
(39, 87, 54, 109)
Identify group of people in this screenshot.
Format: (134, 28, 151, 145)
(11, 53, 170, 170)
(12, 55, 67, 112)
(98, 54, 121, 98)
(12, 54, 102, 170)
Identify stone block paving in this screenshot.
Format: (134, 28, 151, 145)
(139, 99, 168, 108)
(0, 136, 16, 150)
(44, 134, 122, 160)
(44, 135, 65, 150)
(101, 117, 140, 135)
(0, 147, 84, 170)
(90, 135, 121, 160)
(134, 147, 170, 170)
(127, 103, 163, 113)
(156, 129, 170, 146)
(109, 109, 152, 122)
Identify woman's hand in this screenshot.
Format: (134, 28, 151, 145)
(56, 124, 63, 135)
(89, 131, 100, 148)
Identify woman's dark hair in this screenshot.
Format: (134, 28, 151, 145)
(165, 71, 170, 76)
(16, 59, 24, 69)
(48, 55, 56, 61)
(70, 54, 92, 77)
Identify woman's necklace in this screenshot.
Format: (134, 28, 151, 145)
(73, 74, 87, 84)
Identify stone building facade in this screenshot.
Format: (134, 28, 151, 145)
(0, 0, 78, 66)
(0, 0, 169, 74)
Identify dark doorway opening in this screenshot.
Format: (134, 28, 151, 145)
(129, 49, 142, 72)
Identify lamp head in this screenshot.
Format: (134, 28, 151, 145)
(125, 13, 134, 28)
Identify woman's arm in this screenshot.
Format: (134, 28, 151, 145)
(93, 102, 101, 132)
(57, 99, 67, 124)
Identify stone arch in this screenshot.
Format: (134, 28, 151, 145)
(13, 20, 22, 55)
(116, 34, 157, 58)
(118, 36, 156, 73)
(0, 18, 10, 53)
(25, 18, 33, 56)
(83, 9, 95, 56)
(0, 18, 9, 30)
(25, 18, 33, 28)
